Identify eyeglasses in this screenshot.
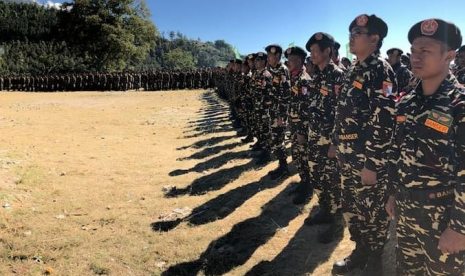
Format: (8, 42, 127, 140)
(349, 30, 371, 38)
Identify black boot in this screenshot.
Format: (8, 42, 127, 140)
(268, 159, 289, 180)
(232, 119, 242, 129)
(236, 129, 247, 137)
(241, 134, 254, 143)
(292, 180, 313, 204)
(304, 207, 333, 225)
(332, 243, 368, 275)
(360, 252, 383, 276)
(255, 150, 271, 165)
(317, 212, 344, 244)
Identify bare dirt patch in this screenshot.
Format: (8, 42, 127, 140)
(0, 90, 395, 276)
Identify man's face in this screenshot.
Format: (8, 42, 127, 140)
(387, 50, 400, 66)
(410, 37, 453, 80)
(287, 55, 302, 72)
(457, 51, 465, 67)
(349, 27, 373, 56)
(267, 52, 280, 67)
(309, 44, 327, 67)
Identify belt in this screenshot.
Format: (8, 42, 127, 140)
(397, 186, 454, 202)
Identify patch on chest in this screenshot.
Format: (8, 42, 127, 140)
(424, 109, 453, 134)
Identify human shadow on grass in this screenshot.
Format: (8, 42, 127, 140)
(153, 170, 294, 231)
(164, 158, 258, 197)
(160, 180, 303, 276)
(176, 141, 243, 161)
(187, 115, 229, 126)
(169, 150, 250, 176)
(176, 134, 237, 151)
(243, 205, 342, 276)
(181, 126, 233, 139)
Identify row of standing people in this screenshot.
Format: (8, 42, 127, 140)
(215, 14, 464, 276)
(0, 69, 214, 92)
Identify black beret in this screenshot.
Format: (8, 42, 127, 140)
(265, 44, 283, 55)
(284, 46, 307, 59)
(387, 48, 403, 55)
(349, 14, 388, 39)
(255, 52, 267, 60)
(229, 59, 234, 63)
(234, 59, 243, 65)
(408, 19, 462, 50)
(458, 45, 465, 53)
(306, 32, 335, 51)
(246, 53, 256, 61)
(401, 54, 410, 61)
(334, 42, 341, 51)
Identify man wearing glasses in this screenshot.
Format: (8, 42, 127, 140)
(332, 14, 397, 276)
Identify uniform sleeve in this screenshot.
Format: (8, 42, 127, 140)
(297, 79, 311, 135)
(449, 106, 465, 235)
(279, 68, 291, 119)
(386, 101, 403, 196)
(364, 64, 398, 172)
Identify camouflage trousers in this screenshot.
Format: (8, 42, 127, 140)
(395, 195, 464, 276)
(308, 133, 341, 214)
(269, 116, 287, 160)
(290, 118, 309, 181)
(255, 105, 271, 149)
(339, 153, 389, 252)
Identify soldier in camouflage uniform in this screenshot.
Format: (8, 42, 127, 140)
(240, 54, 257, 143)
(332, 14, 397, 276)
(386, 19, 465, 276)
(253, 52, 274, 165)
(454, 45, 465, 84)
(264, 44, 291, 180)
(283, 46, 312, 203)
(387, 48, 414, 92)
(302, 33, 346, 244)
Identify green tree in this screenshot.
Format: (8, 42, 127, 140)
(163, 48, 195, 70)
(59, 0, 158, 72)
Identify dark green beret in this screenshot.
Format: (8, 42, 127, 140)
(284, 46, 307, 59)
(334, 41, 341, 51)
(349, 14, 388, 39)
(246, 53, 257, 61)
(265, 44, 283, 55)
(255, 52, 267, 60)
(234, 59, 243, 64)
(387, 48, 403, 55)
(306, 32, 335, 52)
(408, 18, 462, 50)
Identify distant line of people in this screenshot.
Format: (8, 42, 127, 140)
(0, 69, 215, 92)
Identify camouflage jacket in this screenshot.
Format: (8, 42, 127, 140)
(267, 62, 291, 119)
(387, 74, 465, 235)
(253, 68, 273, 106)
(309, 62, 345, 139)
(455, 67, 465, 85)
(392, 62, 413, 92)
(288, 67, 311, 135)
(334, 52, 398, 172)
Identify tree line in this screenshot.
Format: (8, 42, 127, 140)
(0, 0, 236, 76)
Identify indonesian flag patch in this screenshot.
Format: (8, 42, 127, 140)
(383, 81, 393, 97)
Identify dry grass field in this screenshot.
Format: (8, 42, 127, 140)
(0, 89, 395, 276)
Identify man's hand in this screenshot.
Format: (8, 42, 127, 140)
(327, 144, 337, 158)
(296, 134, 306, 145)
(361, 167, 377, 185)
(438, 227, 465, 254)
(385, 195, 396, 220)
